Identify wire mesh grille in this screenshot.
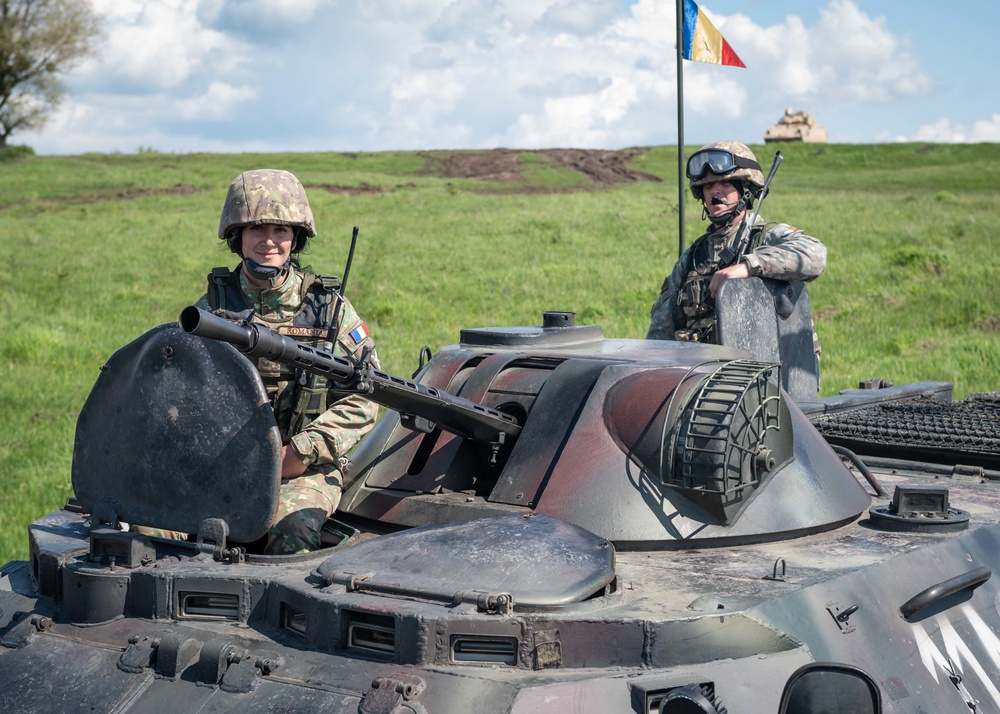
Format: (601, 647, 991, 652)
(673, 360, 781, 497)
(812, 392, 1000, 455)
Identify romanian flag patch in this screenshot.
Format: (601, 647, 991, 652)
(349, 322, 370, 344)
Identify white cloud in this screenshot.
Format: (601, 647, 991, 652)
(716, 0, 933, 105)
(506, 79, 639, 148)
(970, 114, 1000, 142)
(20, 0, 976, 154)
(909, 114, 1000, 143)
(224, 0, 325, 23)
(539, 0, 623, 36)
(83, 0, 248, 91)
(175, 82, 259, 121)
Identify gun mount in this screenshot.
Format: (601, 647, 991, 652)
(179, 306, 521, 451)
(176, 305, 865, 545)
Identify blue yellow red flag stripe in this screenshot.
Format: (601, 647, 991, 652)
(682, 0, 745, 68)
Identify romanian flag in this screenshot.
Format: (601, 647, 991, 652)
(682, 0, 745, 68)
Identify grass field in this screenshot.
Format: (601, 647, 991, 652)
(1, 142, 998, 563)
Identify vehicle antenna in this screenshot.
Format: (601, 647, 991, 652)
(738, 151, 783, 259)
(341, 225, 360, 295)
(329, 225, 360, 344)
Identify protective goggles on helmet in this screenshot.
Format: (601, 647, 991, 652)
(686, 149, 761, 180)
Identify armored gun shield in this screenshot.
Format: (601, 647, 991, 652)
(715, 277, 820, 402)
(72, 323, 282, 543)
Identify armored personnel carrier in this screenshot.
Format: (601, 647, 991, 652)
(2, 280, 999, 713)
(764, 109, 828, 144)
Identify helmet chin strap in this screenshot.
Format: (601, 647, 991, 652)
(705, 196, 746, 227)
(243, 257, 291, 288)
(704, 183, 755, 227)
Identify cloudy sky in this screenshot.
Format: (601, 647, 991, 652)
(20, 0, 1000, 154)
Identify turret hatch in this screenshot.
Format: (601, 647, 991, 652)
(315, 513, 615, 608)
(71, 324, 281, 543)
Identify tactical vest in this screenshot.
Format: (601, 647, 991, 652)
(673, 222, 773, 343)
(207, 267, 344, 442)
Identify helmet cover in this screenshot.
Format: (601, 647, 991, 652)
(688, 141, 765, 200)
(218, 169, 317, 242)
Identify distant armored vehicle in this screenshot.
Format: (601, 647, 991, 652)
(765, 109, 828, 143)
(2, 284, 1000, 713)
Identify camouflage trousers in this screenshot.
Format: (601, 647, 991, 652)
(131, 464, 343, 556)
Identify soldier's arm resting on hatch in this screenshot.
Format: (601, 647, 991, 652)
(741, 223, 826, 283)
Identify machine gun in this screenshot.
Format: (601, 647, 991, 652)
(178, 306, 521, 458)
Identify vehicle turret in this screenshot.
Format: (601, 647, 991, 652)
(152, 305, 869, 548)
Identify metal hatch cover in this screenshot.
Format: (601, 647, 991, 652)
(71, 323, 281, 543)
(460, 324, 604, 348)
(315, 514, 615, 607)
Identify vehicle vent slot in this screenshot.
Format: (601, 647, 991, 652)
(92, 538, 129, 562)
(178, 592, 240, 620)
(281, 603, 307, 640)
(451, 636, 518, 665)
(344, 610, 395, 657)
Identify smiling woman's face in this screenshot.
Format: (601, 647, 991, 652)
(241, 224, 295, 268)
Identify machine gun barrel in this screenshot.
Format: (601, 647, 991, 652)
(179, 306, 522, 446)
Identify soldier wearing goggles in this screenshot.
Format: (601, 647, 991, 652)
(686, 149, 762, 180)
(647, 141, 826, 345)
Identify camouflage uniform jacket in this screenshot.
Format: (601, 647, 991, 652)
(647, 215, 826, 341)
(196, 265, 379, 467)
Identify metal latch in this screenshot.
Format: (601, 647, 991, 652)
(194, 638, 283, 693)
(825, 603, 859, 634)
(117, 633, 201, 679)
(360, 674, 427, 714)
(951, 465, 986, 483)
(0, 613, 51, 649)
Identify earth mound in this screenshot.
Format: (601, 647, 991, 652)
(421, 148, 660, 192)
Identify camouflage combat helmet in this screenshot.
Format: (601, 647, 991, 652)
(218, 169, 316, 254)
(687, 141, 765, 201)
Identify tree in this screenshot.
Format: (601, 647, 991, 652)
(0, 0, 102, 148)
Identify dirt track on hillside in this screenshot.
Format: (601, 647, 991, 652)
(420, 148, 661, 191)
(0, 149, 660, 209)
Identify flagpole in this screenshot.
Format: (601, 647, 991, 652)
(675, 0, 685, 259)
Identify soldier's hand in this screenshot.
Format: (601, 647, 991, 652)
(709, 263, 750, 298)
(280, 446, 308, 479)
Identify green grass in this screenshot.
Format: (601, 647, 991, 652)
(1, 142, 999, 562)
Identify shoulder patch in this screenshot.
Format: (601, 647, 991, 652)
(279, 326, 328, 338)
(346, 322, 370, 347)
(779, 226, 799, 237)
